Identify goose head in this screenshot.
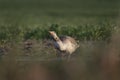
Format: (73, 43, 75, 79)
(49, 31, 59, 41)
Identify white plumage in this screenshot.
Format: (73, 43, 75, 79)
(49, 31, 79, 60)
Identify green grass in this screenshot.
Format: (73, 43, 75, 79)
(0, 0, 119, 45)
(0, 18, 117, 46)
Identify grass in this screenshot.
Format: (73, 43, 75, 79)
(0, 19, 118, 46)
(0, 0, 119, 44)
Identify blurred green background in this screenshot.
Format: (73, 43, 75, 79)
(0, 0, 120, 42)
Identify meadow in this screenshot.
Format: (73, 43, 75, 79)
(0, 0, 120, 80)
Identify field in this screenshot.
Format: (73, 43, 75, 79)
(0, 0, 120, 80)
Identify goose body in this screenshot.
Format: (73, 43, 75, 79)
(49, 31, 79, 60)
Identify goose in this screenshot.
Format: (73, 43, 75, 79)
(49, 31, 79, 60)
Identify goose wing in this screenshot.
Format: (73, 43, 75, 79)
(59, 36, 77, 44)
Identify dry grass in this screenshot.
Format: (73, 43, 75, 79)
(0, 32, 120, 80)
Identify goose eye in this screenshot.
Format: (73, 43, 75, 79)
(55, 38, 58, 40)
(55, 37, 58, 40)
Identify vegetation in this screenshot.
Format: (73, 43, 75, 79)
(0, 0, 119, 45)
(0, 21, 116, 43)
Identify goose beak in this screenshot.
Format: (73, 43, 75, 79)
(48, 31, 54, 35)
(48, 31, 51, 33)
